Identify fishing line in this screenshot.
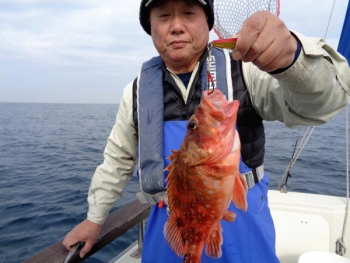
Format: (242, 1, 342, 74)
(238, 89, 248, 102)
(324, 0, 337, 39)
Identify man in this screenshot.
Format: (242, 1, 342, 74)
(63, 0, 350, 262)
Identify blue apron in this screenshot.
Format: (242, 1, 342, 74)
(141, 121, 279, 263)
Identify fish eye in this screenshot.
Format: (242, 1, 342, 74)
(187, 119, 197, 130)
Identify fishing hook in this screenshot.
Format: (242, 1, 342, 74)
(207, 42, 215, 94)
(207, 72, 215, 94)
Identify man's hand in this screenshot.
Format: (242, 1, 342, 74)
(62, 219, 102, 258)
(232, 10, 298, 72)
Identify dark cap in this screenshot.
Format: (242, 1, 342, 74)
(139, 0, 214, 35)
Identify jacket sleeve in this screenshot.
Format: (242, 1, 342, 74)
(243, 31, 350, 128)
(87, 81, 137, 225)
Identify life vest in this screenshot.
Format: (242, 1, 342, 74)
(133, 48, 265, 198)
(136, 48, 230, 194)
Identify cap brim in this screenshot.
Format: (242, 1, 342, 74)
(145, 0, 207, 7)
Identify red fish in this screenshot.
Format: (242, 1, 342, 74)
(164, 89, 248, 263)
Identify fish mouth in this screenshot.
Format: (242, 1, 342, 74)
(184, 90, 239, 166)
(202, 89, 240, 119)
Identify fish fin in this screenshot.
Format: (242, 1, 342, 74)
(164, 216, 185, 257)
(222, 210, 236, 222)
(232, 173, 248, 211)
(205, 223, 223, 258)
(164, 150, 179, 179)
(167, 150, 179, 161)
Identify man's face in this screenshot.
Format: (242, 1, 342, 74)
(149, 0, 209, 73)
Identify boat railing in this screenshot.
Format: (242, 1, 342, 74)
(21, 199, 151, 263)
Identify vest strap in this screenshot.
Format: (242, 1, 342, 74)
(136, 191, 168, 205)
(242, 164, 264, 189)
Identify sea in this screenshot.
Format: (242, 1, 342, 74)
(0, 102, 349, 263)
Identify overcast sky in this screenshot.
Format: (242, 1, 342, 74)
(0, 0, 348, 104)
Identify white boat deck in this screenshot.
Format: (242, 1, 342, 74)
(269, 190, 349, 263)
(109, 242, 141, 263)
(110, 190, 350, 263)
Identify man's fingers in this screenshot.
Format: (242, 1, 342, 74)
(62, 237, 94, 258)
(62, 237, 78, 251)
(80, 241, 93, 258)
(232, 11, 267, 60)
(62, 219, 101, 260)
(232, 11, 298, 72)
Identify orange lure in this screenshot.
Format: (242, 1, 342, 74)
(212, 37, 237, 49)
